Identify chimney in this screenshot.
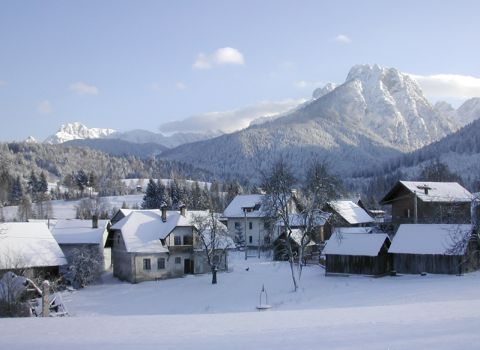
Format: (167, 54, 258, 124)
(179, 202, 186, 217)
(92, 215, 98, 229)
(161, 202, 168, 222)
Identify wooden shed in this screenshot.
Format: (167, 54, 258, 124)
(388, 224, 480, 275)
(323, 232, 391, 276)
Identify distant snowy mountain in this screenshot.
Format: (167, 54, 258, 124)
(43, 122, 221, 149)
(456, 98, 480, 125)
(161, 64, 465, 179)
(44, 122, 117, 144)
(24, 136, 38, 143)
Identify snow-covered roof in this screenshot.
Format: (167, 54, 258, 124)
(327, 201, 374, 225)
(323, 232, 390, 257)
(290, 229, 316, 247)
(275, 212, 331, 227)
(381, 181, 473, 204)
(50, 219, 109, 245)
(334, 227, 374, 235)
(388, 224, 472, 255)
(111, 209, 211, 253)
(223, 194, 266, 218)
(0, 222, 67, 269)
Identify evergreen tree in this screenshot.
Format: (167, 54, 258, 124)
(27, 171, 38, 200)
(9, 176, 23, 205)
(142, 179, 159, 209)
(37, 172, 49, 194)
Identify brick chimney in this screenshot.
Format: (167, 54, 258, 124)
(161, 201, 168, 222)
(92, 215, 98, 229)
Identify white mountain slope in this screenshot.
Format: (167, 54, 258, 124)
(44, 122, 117, 144)
(161, 64, 462, 179)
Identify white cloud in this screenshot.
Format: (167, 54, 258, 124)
(69, 81, 99, 95)
(37, 100, 53, 114)
(159, 98, 306, 134)
(409, 73, 480, 100)
(193, 47, 245, 70)
(175, 82, 187, 90)
(294, 80, 323, 89)
(333, 34, 351, 44)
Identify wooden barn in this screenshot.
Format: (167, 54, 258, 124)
(388, 224, 480, 275)
(273, 229, 317, 261)
(323, 201, 375, 240)
(323, 232, 391, 276)
(380, 181, 472, 224)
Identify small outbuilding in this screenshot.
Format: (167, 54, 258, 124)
(0, 222, 67, 279)
(323, 232, 391, 276)
(388, 224, 480, 274)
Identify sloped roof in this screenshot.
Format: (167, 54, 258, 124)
(323, 232, 390, 257)
(389, 224, 472, 255)
(0, 222, 67, 269)
(327, 201, 374, 225)
(380, 181, 473, 204)
(223, 194, 266, 218)
(111, 209, 213, 253)
(275, 212, 331, 227)
(51, 219, 109, 245)
(333, 227, 374, 235)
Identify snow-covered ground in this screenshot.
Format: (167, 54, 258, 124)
(2, 253, 480, 349)
(1, 195, 144, 221)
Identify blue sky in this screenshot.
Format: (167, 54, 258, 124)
(1, 0, 480, 141)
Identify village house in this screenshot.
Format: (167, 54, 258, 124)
(388, 224, 480, 275)
(323, 200, 375, 240)
(322, 231, 391, 276)
(49, 218, 111, 273)
(223, 194, 271, 248)
(109, 207, 232, 283)
(0, 222, 67, 279)
(379, 181, 473, 224)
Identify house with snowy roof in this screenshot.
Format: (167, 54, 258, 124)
(0, 222, 67, 278)
(380, 181, 473, 224)
(388, 224, 480, 274)
(109, 207, 233, 283)
(50, 218, 111, 273)
(223, 194, 270, 247)
(323, 232, 391, 276)
(323, 200, 375, 240)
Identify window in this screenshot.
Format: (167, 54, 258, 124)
(234, 222, 241, 230)
(175, 257, 181, 264)
(183, 235, 193, 245)
(143, 258, 151, 270)
(249, 236, 252, 244)
(174, 236, 182, 245)
(157, 258, 165, 269)
(249, 222, 253, 230)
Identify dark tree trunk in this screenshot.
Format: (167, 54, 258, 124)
(211, 266, 217, 284)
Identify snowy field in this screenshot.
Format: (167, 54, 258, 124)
(2, 253, 480, 349)
(1, 194, 144, 221)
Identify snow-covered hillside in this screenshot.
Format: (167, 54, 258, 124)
(2, 255, 480, 349)
(162, 64, 461, 179)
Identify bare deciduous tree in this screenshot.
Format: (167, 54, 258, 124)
(191, 212, 232, 284)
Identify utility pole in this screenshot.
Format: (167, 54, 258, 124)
(413, 191, 418, 224)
